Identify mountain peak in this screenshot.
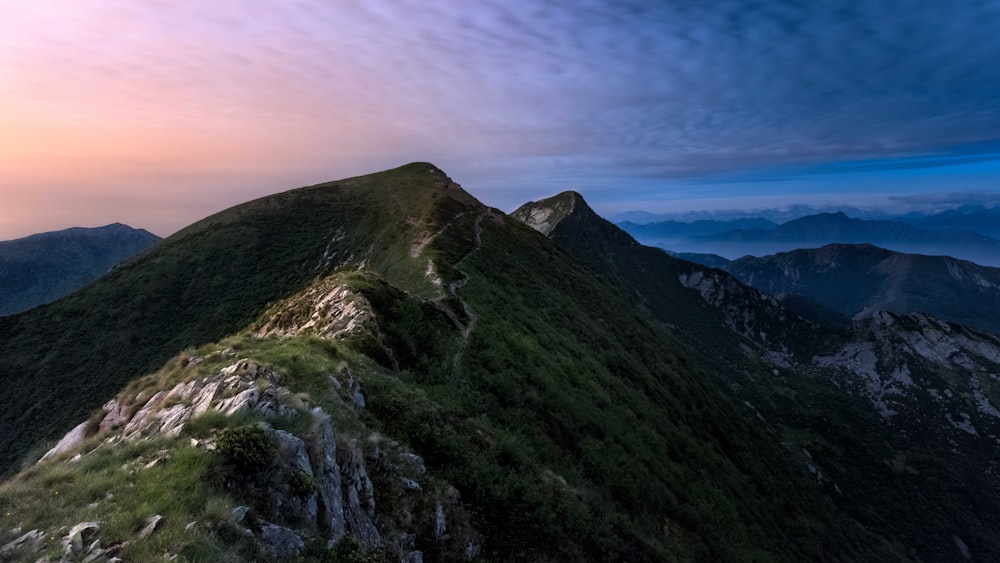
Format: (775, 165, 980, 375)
(511, 190, 595, 235)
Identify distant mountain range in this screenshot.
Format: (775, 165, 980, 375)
(0, 223, 161, 316)
(619, 211, 1000, 266)
(681, 243, 1000, 334)
(611, 203, 1000, 229)
(898, 205, 1000, 239)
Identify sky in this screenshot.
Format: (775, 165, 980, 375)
(3, 0, 1000, 239)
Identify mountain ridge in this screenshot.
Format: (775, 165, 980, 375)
(0, 223, 161, 316)
(619, 210, 1000, 267)
(714, 243, 1000, 334)
(0, 164, 903, 561)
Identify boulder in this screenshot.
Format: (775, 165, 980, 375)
(258, 524, 305, 559)
(40, 421, 90, 462)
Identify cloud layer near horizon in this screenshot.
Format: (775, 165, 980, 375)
(3, 0, 1000, 237)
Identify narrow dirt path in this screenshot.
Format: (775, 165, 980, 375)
(446, 211, 485, 372)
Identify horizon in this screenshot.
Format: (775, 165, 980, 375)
(3, 1, 1000, 239)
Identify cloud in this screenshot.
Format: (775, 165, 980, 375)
(889, 192, 1000, 208)
(2, 0, 1000, 238)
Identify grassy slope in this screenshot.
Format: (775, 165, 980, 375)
(0, 163, 465, 472)
(423, 211, 901, 560)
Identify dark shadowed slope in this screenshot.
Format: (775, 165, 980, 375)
(517, 191, 1000, 562)
(723, 243, 1000, 334)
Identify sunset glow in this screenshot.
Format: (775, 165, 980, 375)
(3, 1, 1000, 239)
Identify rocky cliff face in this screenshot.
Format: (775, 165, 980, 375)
(813, 311, 1000, 433)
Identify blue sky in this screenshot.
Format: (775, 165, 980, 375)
(2, 0, 999, 238)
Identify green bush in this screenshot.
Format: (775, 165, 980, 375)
(217, 425, 273, 470)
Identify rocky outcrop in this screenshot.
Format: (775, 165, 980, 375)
(253, 279, 378, 341)
(511, 192, 579, 236)
(0, 529, 46, 559)
(308, 415, 347, 546)
(340, 439, 382, 550)
(811, 311, 1000, 438)
(39, 421, 90, 462)
(30, 356, 480, 561)
(109, 360, 293, 441)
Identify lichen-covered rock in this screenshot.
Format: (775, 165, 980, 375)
(258, 523, 305, 560)
(39, 421, 90, 461)
(252, 281, 378, 341)
(306, 415, 346, 546)
(340, 439, 382, 550)
(260, 428, 319, 527)
(0, 529, 46, 558)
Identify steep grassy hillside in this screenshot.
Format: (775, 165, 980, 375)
(0, 224, 161, 316)
(0, 163, 475, 471)
(517, 192, 1000, 562)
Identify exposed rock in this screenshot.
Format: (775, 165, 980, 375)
(97, 360, 292, 444)
(253, 281, 378, 341)
(62, 521, 100, 555)
(0, 528, 46, 557)
(40, 421, 90, 462)
(258, 523, 305, 560)
(99, 398, 129, 432)
(231, 506, 250, 524)
(25, 354, 483, 560)
(121, 390, 169, 438)
(464, 539, 483, 560)
(512, 195, 576, 236)
(340, 439, 382, 550)
(434, 502, 447, 539)
(261, 428, 319, 527)
(306, 415, 346, 546)
(136, 514, 163, 541)
(346, 372, 366, 409)
(953, 534, 972, 560)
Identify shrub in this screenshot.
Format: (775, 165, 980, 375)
(217, 425, 273, 470)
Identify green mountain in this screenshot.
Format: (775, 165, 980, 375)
(515, 192, 1000, 563)
(718, 243, 1000, 335)
(0, 164, 904, 562)
(0, 224, 161, 316)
